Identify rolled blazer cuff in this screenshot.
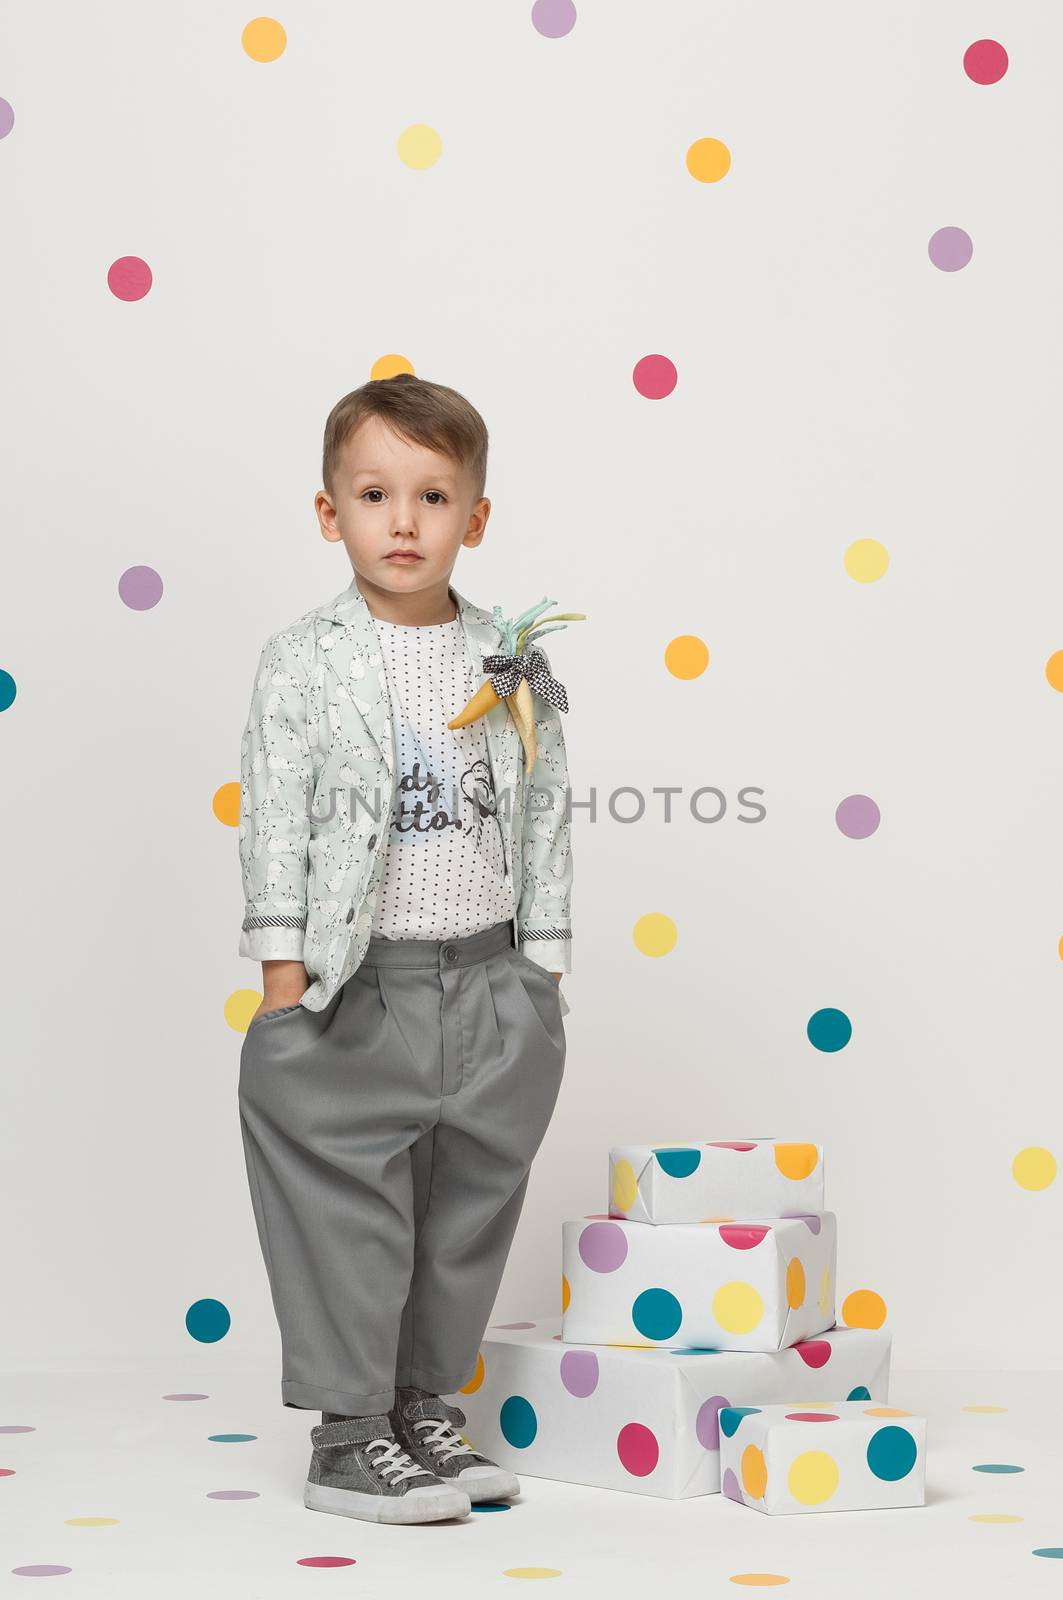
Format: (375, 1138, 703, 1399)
(517, 923, 572, 977)
(239, 914, 307, 963)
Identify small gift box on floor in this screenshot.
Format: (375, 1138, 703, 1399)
(443, 1317, 892, 1499)
(718, 1400, 926, 1513)
(609, 1140, 824, 1224)
(562, 1212, 837, 1352)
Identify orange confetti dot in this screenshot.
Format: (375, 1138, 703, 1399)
(842, 1288, 887, 1329)
(786, 1257, 806, 1309)
(741, 1443, 768, 1499)
(212, 781, 240, 826)
(458, 1349, 484, 1394)
(664, 635, 709, 680)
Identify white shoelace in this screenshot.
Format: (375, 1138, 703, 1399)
(365, 1436, 433, 1484)
(411, 1417, 482, 1465)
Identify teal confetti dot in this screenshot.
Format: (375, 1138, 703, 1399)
(867, 1425, 918, 1481)
(973, 1462, 1024, 1474)
(470, 1502, 512, 1513)
(719, 1407, 761, 1439)
(631, 1287, 683, 1341)
(654, 1147, 701, 1179)
(499, 1395, 537, 1449)
(847, 1386, 871, 1401)
(1032, 1549, 1063, 1559)
(186, 1298, 231, 1342)
(208, 1433, 257, 1443)
(807, 1007, 852, 1052)
(0, 671, 16, 712)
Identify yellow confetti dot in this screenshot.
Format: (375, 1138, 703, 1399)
(818, 1265, 831, 1319)
(664, 634, 709, 679)
(788, 1448, 839, 1505)
(685, 137, 731, 183)
(64, 1518, 120, 1527)
(212, 782, 240, 827)
(1045, 650, 1063, 692)
(633, 913, 677, 958)
(1012, 1146, 1057, 1191)
(843, 538, 889, 583)
(371, 353, 415, 380)
(713, 1281, 764, 1335)
(741, 1443, 768, 1498)
(842, 1289, 887, 1329)
(458, 1350, 484, 1395)
(962, 1405, 1007, 1414)
(773, 1143, 819, 1179)
(397, 123, 442, 170)
(241, 17, 286, 61)
(611, 1158, 639, 1213)
(225, 988, 264, 1033)
(786, 1257, 806, 1310)
(863, 1407, 912, 1418)
(969, 1513, 1024, 1524)
(503, 1568, 563, 1580)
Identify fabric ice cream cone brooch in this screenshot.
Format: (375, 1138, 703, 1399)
(447, 596, 585, 775)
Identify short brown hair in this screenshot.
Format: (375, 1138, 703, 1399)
(322, 372, 489, 503)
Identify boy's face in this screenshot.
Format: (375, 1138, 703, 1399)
(315, 415, 490, 609)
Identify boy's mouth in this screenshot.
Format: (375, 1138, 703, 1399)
(386, 552, 423, 563)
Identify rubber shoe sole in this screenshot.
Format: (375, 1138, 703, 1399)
(304, 1479, 472, 1524)
(454, 1463, 521, 1501)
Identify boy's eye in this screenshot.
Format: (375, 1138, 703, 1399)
(360, 489, 447, 505)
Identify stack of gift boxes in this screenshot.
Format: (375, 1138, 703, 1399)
(446, 1139, 925, 1508)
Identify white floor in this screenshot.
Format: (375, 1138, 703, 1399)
(2, 1369, 1062, 1597)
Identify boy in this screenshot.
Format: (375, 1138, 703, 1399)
(236, 372, 573, 1526)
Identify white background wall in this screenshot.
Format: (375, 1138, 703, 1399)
(1, 1, 1060, 1376)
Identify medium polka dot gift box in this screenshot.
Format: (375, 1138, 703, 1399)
(717, 1400, 926, 1513)
(610, 1141, 824, 1225)
(443, 1317, 891, 1499)
(561, 1213, 837, 1351)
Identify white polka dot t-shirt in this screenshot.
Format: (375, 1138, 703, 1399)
(370, 615, 516, 940)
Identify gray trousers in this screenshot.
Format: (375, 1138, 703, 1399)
(237, 917, 567, 1416)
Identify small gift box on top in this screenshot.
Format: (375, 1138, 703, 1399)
(561, 1212, 837, 1352)
(609, 1140, 824, 1224)
(718, 1399, 926, 1514)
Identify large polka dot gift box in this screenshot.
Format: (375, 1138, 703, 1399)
(443, 1318, 890, 1499)
(610, 1141, 824, 1224)
(718, 1400, 926, 1514)
(562, 1214, 837, 1352)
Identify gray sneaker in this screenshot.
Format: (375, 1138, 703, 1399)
(390, 1387, 520, 1502)
(304, 1414, 472, 1524)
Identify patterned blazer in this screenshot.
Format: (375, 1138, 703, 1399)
(238, 575, 573, 1014)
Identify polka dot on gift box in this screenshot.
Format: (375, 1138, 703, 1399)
(578, 1221, 628, 1272)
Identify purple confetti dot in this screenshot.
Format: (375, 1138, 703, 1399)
(163, 1393, 209, 1402)
(696, 1395, 731, 1451)
(578, 1221, 629, 1272)
(722, 1468, 743, 1501)
(11, 1566, 73, 1577)
(835, 794, 881, 839)
(206, 1489, 260, 1500)
(531, 0, 577, 38)
(928, 226, 973, 272)
(0, 1425, 35, 1434)
(118, 565, 164, 611)
(560, 1350, 599, 1398)
(781, 1212, 822, 1235)
(0, 99, 14, 139)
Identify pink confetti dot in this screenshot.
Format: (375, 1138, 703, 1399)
(616, 1421, 659, 1476)
(107, 256, 153, 301)
(963, 39, 1008, 84)
(632, 354, 678, 399)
